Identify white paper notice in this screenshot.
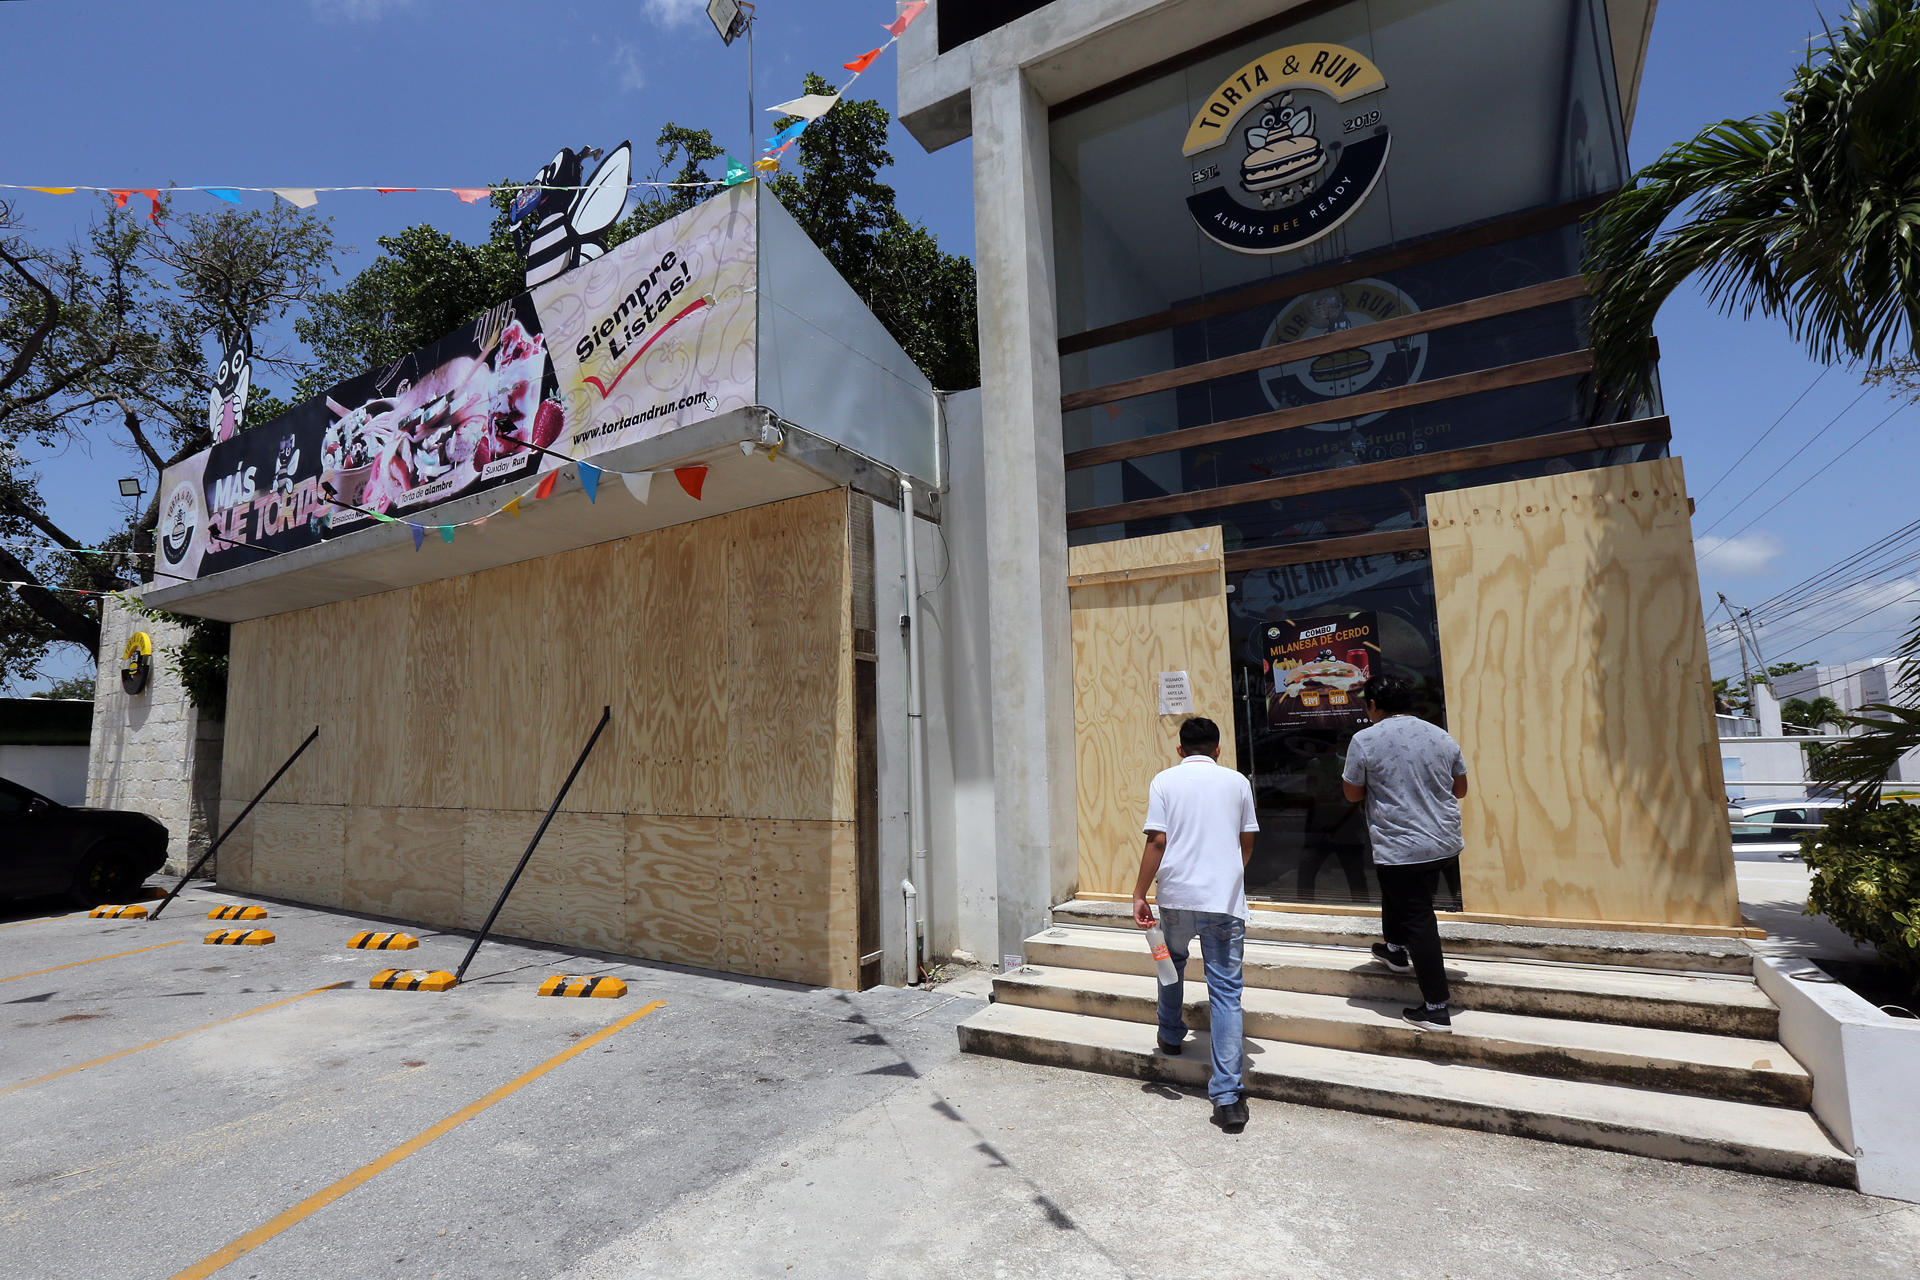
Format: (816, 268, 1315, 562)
(1158, 670, 1193, 716)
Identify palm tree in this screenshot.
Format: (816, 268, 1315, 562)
(1782, 694, 1846, 732)
(1584, 0, 1920, 405)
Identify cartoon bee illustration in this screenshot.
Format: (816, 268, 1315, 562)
(1239, 94, 1327, 209)
(511, 142, 634, 289)
(271, 433, 301, 497)
(207, 329, 252, 443)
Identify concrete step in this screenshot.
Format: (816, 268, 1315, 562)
(1022, 926, 1779, 1038)
(1053, 899, 1756, 975)
(959, 1003, 1853, 1187)
(992, 965, 1811, 1107)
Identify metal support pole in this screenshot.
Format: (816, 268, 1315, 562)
(147, 726, 319, 921)
(454, 706, 612, 983)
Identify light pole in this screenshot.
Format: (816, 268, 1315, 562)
(707, 0, 756, 166)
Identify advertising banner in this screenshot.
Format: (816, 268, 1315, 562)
(155, 186, 757, 582)
(1258, 611, 1379, 731)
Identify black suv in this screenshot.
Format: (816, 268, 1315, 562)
(0, 776, 169, 905)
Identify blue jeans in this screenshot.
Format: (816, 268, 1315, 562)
(1156, 908, 1246, 1105)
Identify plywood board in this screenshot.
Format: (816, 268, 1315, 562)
(213, 800, 255, 891)
(342, 805, 464, 929)
(401, 575, 472, 810)
(460, 809, 626, 955)
(743, 818, 841, 985)
(633, 520, 732, 817)
(1427, 457, 1741, 928)
(1069, 528, 1238, 896)
(248, 802, 347, 908)
(623, 813, 748, 971)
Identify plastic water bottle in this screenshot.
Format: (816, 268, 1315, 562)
(1143, 925, 1180, 986)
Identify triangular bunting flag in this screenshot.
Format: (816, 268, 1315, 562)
(579, 464, 601, 503)
(140, 190, 162, 223)
(724, 156, 750, 187)
(409, 523, 426, 550)
(886, 1, 928, 35)
(502, 496, 522, 518)
(844, 47, 882, 73)
(675, 466, 708, 500)
(439, 525, 455, 543)
(621, 470, 654, 503)
(376, 188, 417, 194)
(763, 119, 807, 151)
(273, 188, 319, 208)
(450, 188, 490, 203)
(767, 93, 840, 120)
(535, 470, 559, 500)
(370, 511, 396, 523)
(206, 188, 242, 203)
(27, 187, 76, 195)
(109, 189, 132, 207)
(754, 157, 780, 173)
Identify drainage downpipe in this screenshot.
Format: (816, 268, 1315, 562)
(900, 476, 932, 986)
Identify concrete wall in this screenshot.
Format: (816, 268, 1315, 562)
(87, 599, 224, 874)
(0, 743, 89, 805)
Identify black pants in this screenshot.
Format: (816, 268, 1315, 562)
(1376, 858, 1450, 1006)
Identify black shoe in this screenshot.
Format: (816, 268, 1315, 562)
(1210, 1099, 1249, 1133)
(1371, 942, 1413, 975)
(1402, 1003, 1452, 1033)
(1157, 1035, 1184, 1055)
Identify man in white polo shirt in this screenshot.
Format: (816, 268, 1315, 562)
(1132, 716, 1259, 1133)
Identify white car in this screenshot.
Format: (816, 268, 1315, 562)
(1728, 798, 1845, 861)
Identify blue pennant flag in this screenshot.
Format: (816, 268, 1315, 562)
(579, 464, 601, 503)
(205, 188, 243, 203)
(409, 523, 425, 550)
(763, 119, 807, 151)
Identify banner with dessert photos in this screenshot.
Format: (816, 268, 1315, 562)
(153, 185, 758, 582)
(1258, 611, 1380, 731)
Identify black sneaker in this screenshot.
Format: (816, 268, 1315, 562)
(1210, 1099, 1249, 1133)
(1402, 1004, 1452, 1033)
(1157, 1035, 1184, 1055)
(1370, 942, 1413, 975)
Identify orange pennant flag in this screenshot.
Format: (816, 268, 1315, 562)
(502, 496, 522, 518)
(535, 470, 559, 500)
(109, 189, 132, 207)
(675, 465, 708, 500)
(843, 47, 882, 73)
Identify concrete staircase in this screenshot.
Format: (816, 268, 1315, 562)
(958, 901, 1855, 1186)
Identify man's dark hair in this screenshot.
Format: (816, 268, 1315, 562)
(1363, 674, 1416, 715)
(1179, 716, 1221, 753)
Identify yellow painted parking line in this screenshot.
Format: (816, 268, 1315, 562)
(0, 912, 81, 931)
(0, 983, 348, 1099)
(169, 1000, 666, 1280)
(0, 940, 184, 984)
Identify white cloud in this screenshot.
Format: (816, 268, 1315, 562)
(612, 42, 647, 92)
(1695, 531, 1783, 576)
(311, 0, 416, 20)
(641, 0, 707, 27)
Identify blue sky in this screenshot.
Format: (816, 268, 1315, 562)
(2, 0, 1913, 692)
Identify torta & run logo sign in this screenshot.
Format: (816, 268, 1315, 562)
(1183, 43, 1391, 254)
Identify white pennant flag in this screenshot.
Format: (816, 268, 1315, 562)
(621, 470, 654, 503)
(766, 93, 840, 121)
(272, 188, 319, 209)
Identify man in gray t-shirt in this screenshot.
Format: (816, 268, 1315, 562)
(1341, 674, 1468, 1032)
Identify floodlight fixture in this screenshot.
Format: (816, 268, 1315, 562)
(707, 0, 746, 44)
(118, 477, 143, 498)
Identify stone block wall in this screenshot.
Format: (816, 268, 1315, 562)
(87, 599, 224, 875)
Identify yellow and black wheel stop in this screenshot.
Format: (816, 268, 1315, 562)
(347, 931, 419, 951)
(205, 929, 275, 946)
(369, 968, 457, 992)
(208, 905, 268, 921)
(537, 975, 628, 999)
(91, 904, 150, 919)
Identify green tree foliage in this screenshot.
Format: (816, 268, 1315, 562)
(30, 673, 94, 700)
(0, 195, 332, 691)
(1803, 799, 1920, 1002)
(1585, 0, 1920, 405)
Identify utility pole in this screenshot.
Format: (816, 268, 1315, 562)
(1718, 593, 1754, 709)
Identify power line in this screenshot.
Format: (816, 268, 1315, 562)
(1693, 367, 1827, 506)
(1744, 516, 1920, 616)
(1695, 384, 1873, 539)
(1699, 398, 1907, 558)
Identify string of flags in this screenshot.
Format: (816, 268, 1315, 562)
(5, 2, 932, 217)
(0, 539, 153, 557)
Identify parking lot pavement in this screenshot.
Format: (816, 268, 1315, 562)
(1, 884, 976, 1280)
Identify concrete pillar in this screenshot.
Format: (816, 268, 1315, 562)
(971, 67, 1078, 964)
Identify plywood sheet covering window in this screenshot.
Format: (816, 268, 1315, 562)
(215, 488, 860, 987)
(1069, 528, 1237, 896)
(1427, 458, 1740, 928)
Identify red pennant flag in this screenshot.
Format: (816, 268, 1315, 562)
(535, 470, 559, 500)
(140, 190, 162, 223)
(109, 190, 132, 207)
(884, 2, 926, 36)
(675, 466, 708, 500)
(450, 188, 491, 203)
(376, 188, 417, 194)
(843, 47, 882, 73)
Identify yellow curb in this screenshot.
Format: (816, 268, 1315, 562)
(347, 931, 419, 951)
(204, 929, 275, 946)
(90, 904, 150, 919)
(537, 975, 628, 999)
(208, 905, 268, 921)
(369, 969, 457, 992)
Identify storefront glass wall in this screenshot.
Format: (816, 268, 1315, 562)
(1050, 0, 1649, 905)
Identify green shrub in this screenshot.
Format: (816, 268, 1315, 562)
(1803, 801, 1920, 993)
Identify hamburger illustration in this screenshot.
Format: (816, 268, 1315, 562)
(1309, 347, 1374, 382)
(1279, 646, 1367, 698)
(1240, 96, 1325, 201)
